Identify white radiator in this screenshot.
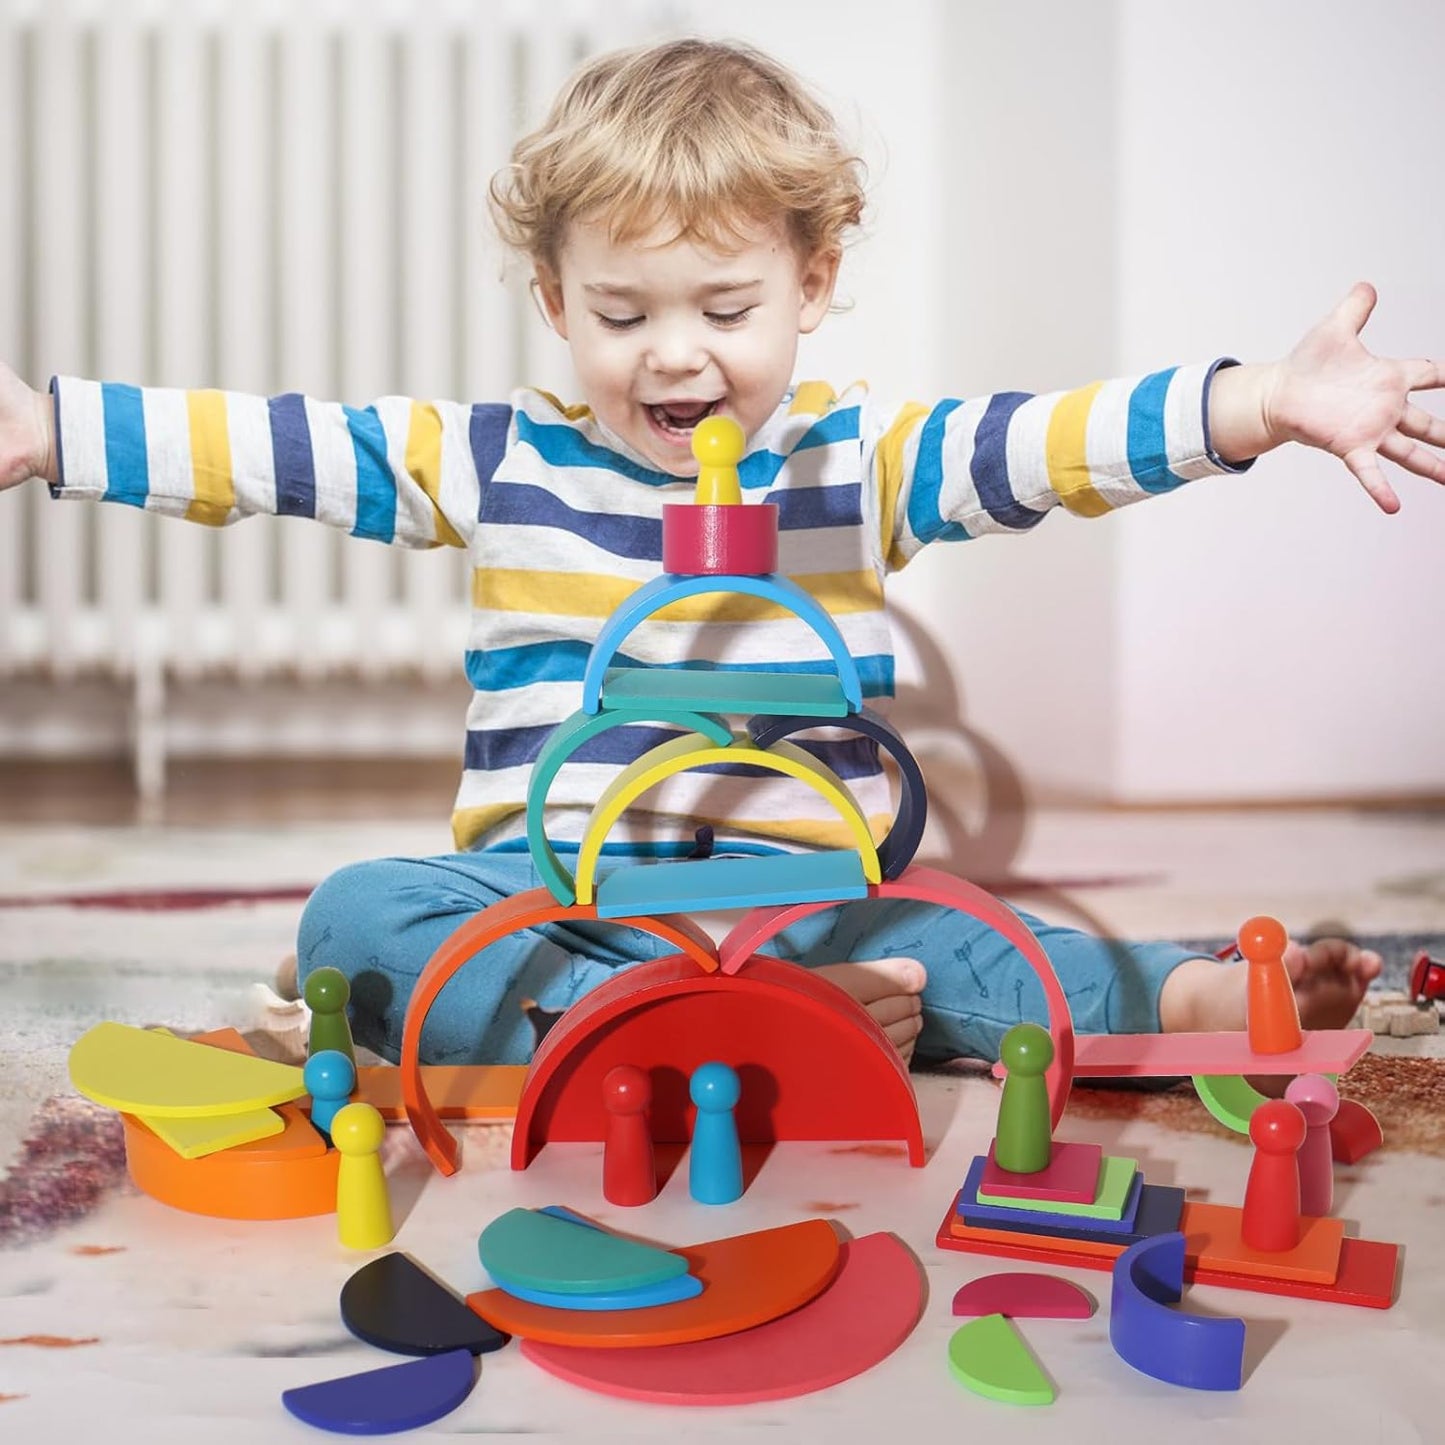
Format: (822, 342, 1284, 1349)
(0, 0, 662, 796)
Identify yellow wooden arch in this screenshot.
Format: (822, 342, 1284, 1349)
(573, 731, 882, 904)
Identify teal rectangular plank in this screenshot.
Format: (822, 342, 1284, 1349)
(595, 850, 869, 918)
(600, 667, 850, 717)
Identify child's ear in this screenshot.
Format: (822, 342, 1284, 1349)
(797, 248, 841, 334)
(533, 264, 570, 339)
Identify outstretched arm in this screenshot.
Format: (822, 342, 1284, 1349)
(2, 365, 499, 551)
(1208, 282, 1445, 513)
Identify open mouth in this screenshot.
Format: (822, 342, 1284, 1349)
(646, 399, 721, 437)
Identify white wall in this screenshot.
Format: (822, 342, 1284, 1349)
(5, 0, 1442, 801)
(717, 0, 1445, 802)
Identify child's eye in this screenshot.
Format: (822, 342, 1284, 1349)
(596, 314, 643, 331)
(705, 308, 754, 327)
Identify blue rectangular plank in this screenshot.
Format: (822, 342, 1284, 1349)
(595, 850, 868, 918)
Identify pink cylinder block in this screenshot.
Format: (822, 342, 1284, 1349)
(662, 501, 778, 576)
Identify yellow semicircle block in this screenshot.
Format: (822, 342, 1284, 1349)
(573, 731, 881, 904)
(69, 1021, 308, 1118)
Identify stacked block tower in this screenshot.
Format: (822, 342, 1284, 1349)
(399, 415, 1078, 1176)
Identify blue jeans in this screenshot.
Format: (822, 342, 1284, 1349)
(296, 848, 1199, 1066)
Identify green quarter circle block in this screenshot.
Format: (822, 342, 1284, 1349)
(602, 666, 850, 718)
(595, 849, 869, 919)
(572, 731, 882, 906)
(947, 1315, 1056, 1406)
(580, 572, 863, 715)
(478, 1207, 689, 1295)
(1192, 1072, 1339, 1135)
(526, 706, 733, 905)
(749, 706, 927, 879)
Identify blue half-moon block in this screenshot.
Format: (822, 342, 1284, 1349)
(281, 1348, 477, 1434)
(580, 572, 863, 714)
(1109, 1233, 1246, 1391)
(486, 1266, 703, 1311)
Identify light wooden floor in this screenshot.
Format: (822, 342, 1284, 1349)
(0, 758, 460, 824)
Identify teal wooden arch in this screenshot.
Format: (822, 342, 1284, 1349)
(526, 706, 733, 905)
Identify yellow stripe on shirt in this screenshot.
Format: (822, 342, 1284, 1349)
(404, 402, 465, 548)
(473, 568, 884, 620)
(874, 401, 929, 569)
(185, 390, 235, 526)
(1045, 383, 1112, 517)
(788, 381, 837, 417)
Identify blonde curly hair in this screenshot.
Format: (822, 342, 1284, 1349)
(490, 38, 865, 270)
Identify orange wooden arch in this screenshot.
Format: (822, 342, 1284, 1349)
(399, 888, 718, 1175)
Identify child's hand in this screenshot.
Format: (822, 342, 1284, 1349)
(1249, 282, 1445, 513)
(0, 362, 57, 492)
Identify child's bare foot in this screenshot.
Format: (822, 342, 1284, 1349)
(811, 957, 927, 1063)
(1159, 937, 1382, 1035)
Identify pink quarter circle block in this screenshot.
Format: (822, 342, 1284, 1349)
(991, 1028, 1372, 1081)
(980, 1139, 1103, 1205)
(951, 1271, 1094, 1320)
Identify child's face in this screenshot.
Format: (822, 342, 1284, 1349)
(534, 216, 838, 476)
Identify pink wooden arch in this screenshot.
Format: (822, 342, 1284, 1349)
(717, 864, 1077, 1127)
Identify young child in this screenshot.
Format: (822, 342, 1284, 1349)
(2, 37, 1431, 1070)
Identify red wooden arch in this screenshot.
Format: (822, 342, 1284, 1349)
(509, 951, 924, 1168)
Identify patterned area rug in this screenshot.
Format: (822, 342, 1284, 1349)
(3, 817, 1444, 1250)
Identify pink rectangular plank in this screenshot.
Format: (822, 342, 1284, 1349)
(990, 1028, 1372, 1081)
(979, 1139, 1103, 1205)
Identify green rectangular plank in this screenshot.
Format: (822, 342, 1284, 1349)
(600, 667, 850, 717)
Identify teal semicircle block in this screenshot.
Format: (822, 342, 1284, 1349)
(581, 573, 862, 714)
(478, 1207, 688, 1295)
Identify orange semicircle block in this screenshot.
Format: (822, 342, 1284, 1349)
(466, 1218, 840, 1349)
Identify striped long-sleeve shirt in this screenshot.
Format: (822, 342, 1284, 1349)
(51, 365, 1244, 857)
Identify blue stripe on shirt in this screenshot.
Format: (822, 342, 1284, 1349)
(484, 481, 662, 560)
(1126, 368, 1188, 493)
(470, 403, 512, 517)
(795, 405, 861, 451)
(344, 405, 395, 542)
(908, 399, 970, 544)
(973, 392, 1049, 529)
(773, 483, 863, 530)
(465, 721, 691, 773)
(268, 394, 316, 518)
(466, 644, 895, 698)
(100, 382, 149, 507)
(464, 720, 883, 781)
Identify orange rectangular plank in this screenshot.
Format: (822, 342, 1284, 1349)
(351, 1065, 526, 1121)
(950, 1213, 1122, 1260)
(935, 1195, 1399, 1308)
(1180, 1200, 1344, 1285)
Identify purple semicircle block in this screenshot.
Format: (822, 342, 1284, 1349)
(281, 1348, 476, 1434)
